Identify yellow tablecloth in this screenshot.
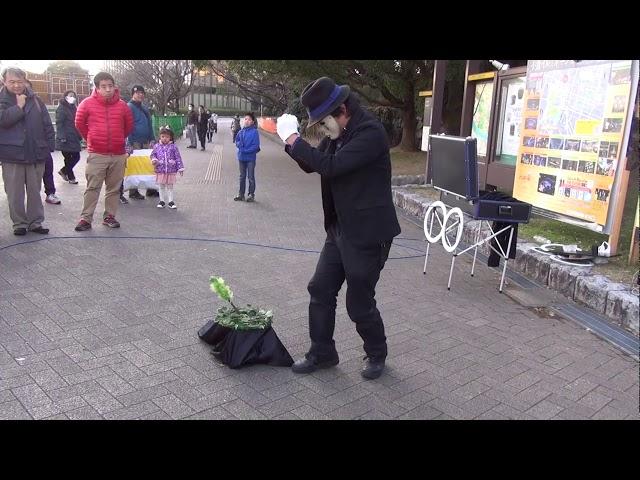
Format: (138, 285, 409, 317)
(123, 149, 158, 190)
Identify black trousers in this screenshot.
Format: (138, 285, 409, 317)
(60, 151, 80, 180)
(307, 222, 391, 361)
(198, 130, 207, 148)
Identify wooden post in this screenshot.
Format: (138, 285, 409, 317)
(607, 155, 630, 256)
(630, 199, 639, 265)
(424, 61, 447, 183)
(430, 60, 447, 135)
(460, 60, 484, 136)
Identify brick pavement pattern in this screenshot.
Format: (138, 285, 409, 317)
(1, 119, 638, 420)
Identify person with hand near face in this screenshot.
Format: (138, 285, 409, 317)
(276, 77, 400, 381)
(0, 67, 55, 236)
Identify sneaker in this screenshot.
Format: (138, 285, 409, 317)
(246, 194, 255, 203)
(129, 191, 145, 200)
(233, 195, 244, 201)
(13, 227, 27, 236)
(157, 201, 166, 208)
(74, 220, 91, 231)
(168, 201, 177, 209)
(102, 215, 120, 228)
(68, 178, 78, 185)
(45, 194, 61, 205)
(119, 195, 129, 204)
(58, 169, 69, 182)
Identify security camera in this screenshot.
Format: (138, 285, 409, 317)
(489, 60, 510, 71)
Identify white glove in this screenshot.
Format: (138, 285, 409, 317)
(276, 114, 300, 143)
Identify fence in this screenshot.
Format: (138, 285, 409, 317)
(152, 115, 186, 137)
(257, 117, 277, 134)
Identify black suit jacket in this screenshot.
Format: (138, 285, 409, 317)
(285, 108, 401, 248)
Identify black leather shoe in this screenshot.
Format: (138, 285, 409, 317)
(30, 226, 49, 234)
(291, 354, 339, 374)
(361, 357, 385, 380)
(129, 191, 145, 200)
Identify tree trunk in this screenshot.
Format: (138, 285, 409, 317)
(398, 101, 418, 151)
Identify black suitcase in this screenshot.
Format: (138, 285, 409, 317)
(429, 135, 479, 200)
(473, 192, 532, 223)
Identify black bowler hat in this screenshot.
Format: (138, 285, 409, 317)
(300, 77, 350, 127)
(131, 85, 145, 94)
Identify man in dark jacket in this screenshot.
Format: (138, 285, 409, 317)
(123, 85, 158, 201)
(186, 103, 198, 148)
(0, 67, 55, 236)
(277, 77, 401, 380)
(196, 105, 209, 151)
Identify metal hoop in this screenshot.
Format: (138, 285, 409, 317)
(424, 201, 447, 243)
(441, 207, 464, 253)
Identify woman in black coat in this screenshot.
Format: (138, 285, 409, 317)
(55, 90, 82, 184)
(196, 105, 209, 151)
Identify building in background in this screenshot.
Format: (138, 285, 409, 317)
(24, 71, 93, 107)
(183, 67, 254, 113)
(103, 61, 253, 114)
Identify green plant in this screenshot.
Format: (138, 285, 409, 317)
(209, 276, 273, 330)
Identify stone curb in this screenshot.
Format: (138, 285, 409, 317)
(392, 175, 426, 186)
(392, 185, 639, 334)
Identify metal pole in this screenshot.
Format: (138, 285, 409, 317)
(423, 213, 436, 274)
(499, 226, 515, 293)
(471, 221, 481, 277)
(447, 255, 456, 291)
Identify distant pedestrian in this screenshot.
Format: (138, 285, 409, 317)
(55, 89, 82, 186)
(233, 112, 260, 203)
(186, 103, 198, 149)
(197, 105, 209, 151)
(231, 114, 241, 143)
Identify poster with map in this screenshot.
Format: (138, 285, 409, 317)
(499, 78, 526, 165)
(471, 81, 493, 157)
(513, 60, 635, 227)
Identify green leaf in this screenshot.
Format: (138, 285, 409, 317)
(209, 276, 234, 303)
(214, 305, 274, 331)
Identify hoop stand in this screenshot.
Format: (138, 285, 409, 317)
(423, 201, 516, 293)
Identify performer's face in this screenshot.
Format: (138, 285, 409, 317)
(318, 114, 342, 140)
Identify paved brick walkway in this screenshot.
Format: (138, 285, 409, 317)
(1, 119, 638, 420)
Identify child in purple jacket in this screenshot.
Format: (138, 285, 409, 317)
(150, 126, 184, 209)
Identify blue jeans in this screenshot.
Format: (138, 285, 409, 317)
(238, 161, 255, 196)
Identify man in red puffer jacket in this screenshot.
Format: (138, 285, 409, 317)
(74, 72, 134, 231)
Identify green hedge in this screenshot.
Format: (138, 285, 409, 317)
(152, 115, 186, 135)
